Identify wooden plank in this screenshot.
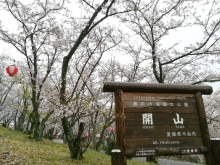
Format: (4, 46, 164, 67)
(103, 82, 213, 95)
(123, 93, 195, 101)
(124, 100, 197, 108)
(125, 113, 200, 125)
(124, 106, 197, 113)
(125, 125, 202, 138)
(125, 137, 204, 148)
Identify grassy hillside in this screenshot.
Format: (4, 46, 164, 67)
(0, 126, 155, 165)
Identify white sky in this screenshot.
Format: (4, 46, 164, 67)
(0, 0, 219, 91)
(0, 0, 31, 61)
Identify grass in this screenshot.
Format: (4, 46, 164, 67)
(0, 126, 156, 165)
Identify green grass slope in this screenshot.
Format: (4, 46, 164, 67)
(0, 126, 155, 165)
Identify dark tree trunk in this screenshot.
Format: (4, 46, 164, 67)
(25, 113, 33, 134)
(16, 109, 27, 132)
(47, 127, 55, 140)
(95, 125, 108, 151)
(72, 122, 85, 159)
(61, 116, 76, 158)
(33, 112, 41, 140)
(17, 96, 29, 132)
(61, 116, 85, 159)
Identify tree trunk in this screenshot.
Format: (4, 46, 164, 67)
(73, 122, 85, 159)
(39, 110, 54, 140)
(33, 112, 41, 140)
(96, 126, 107, 151)
(61, 116, 76, 158)
(25, 113, 33, 134)
(16, 109, 26, 132)
(17, 96, 29, 132)
(38, 123, 45, 140)
(14, 110, 18, 130)
(47, 127, 55, 140)
(61, 116, 85, 159)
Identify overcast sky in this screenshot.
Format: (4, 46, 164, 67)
(0, 0, 219, 91)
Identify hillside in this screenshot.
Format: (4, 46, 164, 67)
(0, 126, 155, 165)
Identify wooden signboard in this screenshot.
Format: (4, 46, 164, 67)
(103, 82, 213, 165)
(123, 93, 203, 156)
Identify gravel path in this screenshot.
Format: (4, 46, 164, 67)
(158, 158, 204, 165)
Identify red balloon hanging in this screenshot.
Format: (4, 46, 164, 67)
(6, 65, 18, 76)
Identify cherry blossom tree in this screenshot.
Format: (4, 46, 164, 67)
(203, 89, 220, 138)
(58, 0, 133, 159)
(0, 0, 68, 140)
(0, 55, 17, 127)
(0, 0, 134, 159)
(117, 0, 220, 85)
(83, 73, 115, 151)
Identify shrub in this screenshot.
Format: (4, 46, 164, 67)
(103, 139, 116, 155)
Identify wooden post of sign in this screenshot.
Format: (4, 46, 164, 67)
(114, 89, 126, 165)
(111, 149, 123, 165)
(196, 92, 213, 165)
(210, 139, 220, 165)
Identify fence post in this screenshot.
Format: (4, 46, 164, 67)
(114, 89, 126, 165)
(211, 138, 220, 165)
(111, 149, 123, 165)
(195, 92, 213, 165)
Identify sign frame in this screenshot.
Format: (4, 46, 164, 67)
(103, 82, 213, 165)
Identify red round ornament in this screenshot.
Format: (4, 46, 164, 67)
(6, 65, 18, 76)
